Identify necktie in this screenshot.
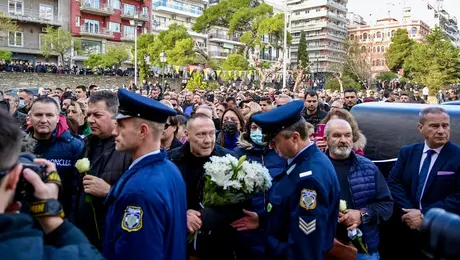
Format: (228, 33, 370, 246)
(416, 149, 436, 203)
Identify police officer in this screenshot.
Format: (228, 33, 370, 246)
(103, 89, 187, 259)
(231, 100, 340, 260)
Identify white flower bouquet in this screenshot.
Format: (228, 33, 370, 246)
(190, 154, 272, 244)
(340, 200, 368, 254)
(201, 154, 272, 207)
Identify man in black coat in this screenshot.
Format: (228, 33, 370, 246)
(168, 113, 237, 260)
(75, 91, 131, 250)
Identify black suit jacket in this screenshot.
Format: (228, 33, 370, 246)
(388, 141, 460, 215)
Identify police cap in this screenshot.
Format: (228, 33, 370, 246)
(114, 89, 176, 123)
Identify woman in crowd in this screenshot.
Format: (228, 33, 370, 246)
(67, 100, 91, 138)
(175, 115, 187, 144)
(216, 102, 228, 119)
(240, 102, 261, 120)
(319, 108, 367, 155)
(161, 115, 183, 151)
(233, 112, 286, 259)
(217, 107, 245, 150)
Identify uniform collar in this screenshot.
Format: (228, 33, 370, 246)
(423, 141, 444, 155)
(129, 149, 161, 170)
(287, 141, 315, 170)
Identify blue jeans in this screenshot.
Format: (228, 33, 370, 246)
(357, 252, 380, 260)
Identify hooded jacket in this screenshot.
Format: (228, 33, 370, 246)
(28, 118, 84, 221)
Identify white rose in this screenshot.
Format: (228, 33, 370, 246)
(75, 158, 91, 173)
(339, 200, 348, 212)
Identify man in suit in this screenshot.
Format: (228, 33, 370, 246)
(387, 107, 460, 257)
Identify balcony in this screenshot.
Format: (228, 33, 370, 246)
(327, 12, 347, 23)
(80, 2, 115, 16)
(0, 4, 61, 26)
(79, 27, 114, 39)
(208, 33, 243, 45)
(154, 1, 202, 18)
(327, 0, 347, 12)
(260, 55, 279, 61)
(209, 51, 229, 59)
(120, 10, 149, 22)
(120, 33, 135, 42)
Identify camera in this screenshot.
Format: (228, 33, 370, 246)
(15, 153, 47, 201)
(420, 208, 460, 260)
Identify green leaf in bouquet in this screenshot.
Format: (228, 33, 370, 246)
(238, 155, 247, 167)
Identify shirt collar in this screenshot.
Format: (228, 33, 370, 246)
(423, 141, 444, 155)
(287, 141, 315, 167)
(129, 149, 161, 170)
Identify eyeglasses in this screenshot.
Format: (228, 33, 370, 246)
(171, 103, 177, 107)
(164, 123, 171, 129)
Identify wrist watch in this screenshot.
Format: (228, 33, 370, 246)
(360, 210, 371, 224)
(28, 199, 65, 218)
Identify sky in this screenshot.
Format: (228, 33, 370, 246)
(347, 0, 460, 24)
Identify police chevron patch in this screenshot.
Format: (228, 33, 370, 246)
(299, 217, 316, 236)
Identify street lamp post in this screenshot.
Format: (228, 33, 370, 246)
(282, 0, 288, 90)
(130, 18, 142, 88)
(159, 52, 167, 93)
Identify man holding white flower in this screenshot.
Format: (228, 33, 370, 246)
(324, 119, 393, 260)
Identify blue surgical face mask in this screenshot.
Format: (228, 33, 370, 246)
(250, 129, 264, 146)
(19, 99, 25, 109)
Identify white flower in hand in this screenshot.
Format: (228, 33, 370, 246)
(339, 200, 348, 213)
(75, 158, 90, 173)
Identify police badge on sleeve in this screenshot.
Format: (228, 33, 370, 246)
(122, 206, 143, 232)
(299, 189, 317, 210)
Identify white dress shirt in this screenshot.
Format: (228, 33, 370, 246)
(419, 142, 444, 209)
(129, 150, 161, 170)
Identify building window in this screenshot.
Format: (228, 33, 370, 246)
(8, 0, 23, 15)
(373, 46, 376, 52)
(81, 40, 102, 55)
(411, 27, 417, 36)
(39, 4, 53, 20)
(376, 59, 380, 66)
(108, 22, 120, 33)
(363, 33, 368, 41)
(123, 3, 136, 15)
(295, 12, 300, 15)
(142, 6, 148, 15)
(381, 46, 385, 52)
(110, 0, 120, 9)
(8, 31, 23, 47)
(377, 46, 380, 52)
(372, 60, 375, 66)
(350, 34, 354, 40)
(123, 25, 135, 37)
(391, 30, 395, 37)
(85, 0, 101, 9)
(84, 20, 100, 33)
(76, 16, 81, 27)
(361, 46, 366, 52)
(376, 31, 381, 38)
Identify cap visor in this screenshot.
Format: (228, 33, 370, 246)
(113, 113, 133, 120)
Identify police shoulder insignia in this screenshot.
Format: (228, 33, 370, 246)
(267, 203, 273, 212)
(121, 205, 143, 232)
(300, 189, 317, 210)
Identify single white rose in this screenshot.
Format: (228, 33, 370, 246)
(75, 158, 91, 173)
(339, 199, 348, 212)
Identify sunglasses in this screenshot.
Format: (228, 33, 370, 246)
(164, 123, 171, 129)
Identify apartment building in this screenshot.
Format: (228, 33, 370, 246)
(151, 0, 207, 55)
(0, 0, 69, 62)
(347, 12, 366, 26)
(348, 17, 430, 76)
(70, 0, 151, 65)
(288, 0, 349, 74)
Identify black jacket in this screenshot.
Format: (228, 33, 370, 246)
(168, 143, 237, 260)
(303, 109, 328, 128)
(75, 135, 131, 250)
(0, 214, 103, 260)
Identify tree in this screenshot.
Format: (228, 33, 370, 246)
(0, 50, 13, 61)
(136, 34, 156, 81)
(84, 44, 131, 68)
(386, 29, 414, 73)
(403, 26, 460, 92)
(344, 40, 372, 86)
(325, 75, 360, 92)
(376, 71, 398, 81)
(222, 54, 249, 71)
(41, 26, 81, 65)
(0, 12, 18, 32)
(193, 0, 290, 89)
(185, 72, 219, 91)
(293, 30, 308, 92)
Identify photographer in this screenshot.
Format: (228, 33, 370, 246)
(0, 110, 103, 259)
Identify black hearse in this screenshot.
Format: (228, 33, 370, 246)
(351, 102, 460, 177)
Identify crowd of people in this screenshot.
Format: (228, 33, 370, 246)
(0, 80, 459, 260)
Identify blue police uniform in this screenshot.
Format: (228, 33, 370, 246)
(103, 89, 187, 260)
(252, 100, 341, 260)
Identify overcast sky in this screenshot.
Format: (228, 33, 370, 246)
(347, 0, 460, 24)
